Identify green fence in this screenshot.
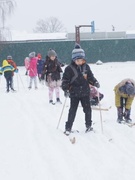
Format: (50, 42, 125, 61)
(0, 39, 135, 66)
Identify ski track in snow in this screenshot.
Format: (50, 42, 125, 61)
(0, 62, 135, 180)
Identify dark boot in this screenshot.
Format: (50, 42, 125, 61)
(117, 107, 123, 123)
(6, 89, 9, 93)
(85, 126, 93, 133)
(124, 109, 132, 123)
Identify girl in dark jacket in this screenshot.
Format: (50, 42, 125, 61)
(62, 43, 100, 135)
(42, 49, 63, 104)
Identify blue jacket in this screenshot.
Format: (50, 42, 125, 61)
(37, 59, 45, 74)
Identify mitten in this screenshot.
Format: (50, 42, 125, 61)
(15, 68, 19, 73)
(64, 90, 70, 98)
(94, 81, 100, 88)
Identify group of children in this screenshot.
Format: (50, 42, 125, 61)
(23, 50, 63, 104)
(24, 49, 104, 106)
(61, 43, 135, 134)
(1, 44, 134, 135)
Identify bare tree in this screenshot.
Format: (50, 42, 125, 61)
(0, 0, 16, 41)
(33, 17, 65, 33)
(0, 0, 16, 28)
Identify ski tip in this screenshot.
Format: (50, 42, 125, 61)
(70, 137, 76, 144)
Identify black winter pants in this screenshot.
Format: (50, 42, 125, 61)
(5, 76, 13, 91)
(65, 96, 92, 130)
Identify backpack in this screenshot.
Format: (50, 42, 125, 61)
(69, 64, 87, 84)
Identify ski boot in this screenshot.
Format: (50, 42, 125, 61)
(117, 107, 124, 123)
(64, 128, 71, 136)
(56, 98, 62, 104)
(124, 109, 132, 123)
(85, 126, 93, 133)
(11, 88, 16, 92)
(49, 100, 55, 105)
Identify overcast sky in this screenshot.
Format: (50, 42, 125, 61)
(6, 0, 135, 33)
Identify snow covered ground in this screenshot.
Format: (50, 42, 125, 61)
(0, 62, 135, 180)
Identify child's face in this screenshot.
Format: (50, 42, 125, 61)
(50, 56, 55, 60)
(82, 59, 86, 64)
(75, 59, 84, 65)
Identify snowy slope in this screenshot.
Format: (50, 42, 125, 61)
(0, 62, 135, 180)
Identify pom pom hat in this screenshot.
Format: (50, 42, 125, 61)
(72, 43, 85, 61)
(48, 49, 57, 57)
(37, 53, 42, 58)
(7, 55, 12, 60)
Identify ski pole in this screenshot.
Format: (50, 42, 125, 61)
(0, 75, 1, 87)
(16, 73, 19, 91)
(97, 88, 104, 134)
(56, 97, 67, 129)
(18, 73, 25, 89)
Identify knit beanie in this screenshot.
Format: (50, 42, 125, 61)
(37, 53, 42, 58)
(72, 43, 85, 61)
(29, 52, 36, 58)
(125, 83, 135, 95)
(7, 55, 12, 60)
(48, 49, 57, 57)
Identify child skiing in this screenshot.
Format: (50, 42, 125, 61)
(42, 49, 63, 104)
(6, 55, 18, 89)
(27, 52, 38, 89)
(114, 78, 135, 123)
(37, 53, 45, 82)
(62, 43, 100, 135)
(0, 60, 15, 92)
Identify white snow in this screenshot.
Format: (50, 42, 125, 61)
(96, 60, 103, 65)
(10, 30, 67, 41)
(0, 61, 135, 180)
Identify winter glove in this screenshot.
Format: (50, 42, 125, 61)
(64, 90, 70, 98)
(15, 68, 19, 73)
(94, 81, 100, 88)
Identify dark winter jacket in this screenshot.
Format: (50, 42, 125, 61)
(37, 59, 45, 74)
(62, 62, 98, 97)
(42, 56, 62, 82)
